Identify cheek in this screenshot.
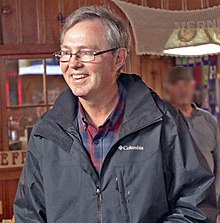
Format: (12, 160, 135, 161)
(60, 63, 68, 74)
(189, 88, 194, 96)
(88, 63, 111, 79)
(100, 61, 115, 79)
(173, 90, 180, 98)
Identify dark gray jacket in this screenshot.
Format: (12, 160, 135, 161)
(14, 74, 217, 223)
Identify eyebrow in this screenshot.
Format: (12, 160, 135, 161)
(61, 45, 100, 50)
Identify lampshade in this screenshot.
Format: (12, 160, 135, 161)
(163, 28, 220, 56)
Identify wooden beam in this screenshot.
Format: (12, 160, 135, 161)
(167, 0, 183, 10)
(0, 44, 60, 56)
(208, 0, 220, 7)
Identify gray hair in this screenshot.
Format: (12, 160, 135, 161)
(60, 6, 131, 51)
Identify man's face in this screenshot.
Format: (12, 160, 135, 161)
(166, 80, 195, 106)
(60, 19, 121, 99)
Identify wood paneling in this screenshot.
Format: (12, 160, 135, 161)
(0, 44, 59, 56)
(5, 179, 19, 218)
(61, 0, 80, 21)
(42, 0, 61, 44)
(145, 0, 162, 8)
(208, 0, 220, 7)
(0, 181, 5, 219)
(0, 168, 22, 221)
(0, 59, 3, 150)
(128, 0, 142, 5)
(168, 0, 183, 10)
(1, 0, 21, 44)
(19, 0, 39, 44)
(186, 0, 203, 9)
(82, 0, 105, 6)
(140, 56, 174, 96)
(0, 0, 3, 44)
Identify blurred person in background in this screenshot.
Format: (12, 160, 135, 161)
(165, 66, 220, 223)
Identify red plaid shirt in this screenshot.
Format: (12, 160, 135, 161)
(77, 83, 126, 172)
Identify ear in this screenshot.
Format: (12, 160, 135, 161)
(113, 48, 128, 72)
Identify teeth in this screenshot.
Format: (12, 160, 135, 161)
(71, 74, 88, 79)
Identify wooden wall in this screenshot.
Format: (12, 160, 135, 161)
(0, 168, 22, 220)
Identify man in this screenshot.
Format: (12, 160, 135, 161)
(14, 6, 216, 223)
(165, 66, 220, 222)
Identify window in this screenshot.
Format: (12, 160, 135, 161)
(1, 56, 67, 151)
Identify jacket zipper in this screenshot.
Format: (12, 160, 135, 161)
(93, 186, 102, 223)
(95, 117, 163, 223)
(71, 117, 163, 222)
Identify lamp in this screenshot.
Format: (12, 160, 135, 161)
(163, 28, 220, 56)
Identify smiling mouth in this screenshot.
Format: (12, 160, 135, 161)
(70, 74, 89, 80)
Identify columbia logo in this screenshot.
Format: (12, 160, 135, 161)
(118, 145, 144, 151)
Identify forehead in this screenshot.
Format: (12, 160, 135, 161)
(61, 19, 108, 49)
(170, 79, 193, 87)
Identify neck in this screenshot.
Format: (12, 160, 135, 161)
(176, 103, 193, 118)
(79, 83, 119, 128)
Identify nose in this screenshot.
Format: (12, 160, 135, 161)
(68, 55, 83, 69)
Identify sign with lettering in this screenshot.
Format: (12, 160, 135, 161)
(174, 18, 220, 29)
(112, 0, 220, 55)
(0, 150, 26, 168)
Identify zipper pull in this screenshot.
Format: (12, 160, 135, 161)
(96, 187, 102, 223)
(96, 187, 102, 200)
(115, 177, 119, 191)
(92, 187, 102, 199)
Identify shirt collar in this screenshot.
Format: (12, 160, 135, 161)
(190, 103, 204, 118)
(191, 103, 198, 114)
(77, 81, 126, 130)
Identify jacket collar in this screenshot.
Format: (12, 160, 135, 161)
(34, 74, 164, 151)
(115, 74, 163, 139)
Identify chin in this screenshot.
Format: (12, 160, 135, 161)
(70, 87, 89, 98)
(178, 101, 190, 105)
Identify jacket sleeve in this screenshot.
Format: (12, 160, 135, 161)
(212, 119, 220, 199)
(13, 134, 47, 223)
(161, 110, 217, 223)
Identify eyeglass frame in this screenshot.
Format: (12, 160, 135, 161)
(54, 47, 119, 63)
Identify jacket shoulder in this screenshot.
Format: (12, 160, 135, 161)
(121, 72, 183, 122)
(149, 88, 180, 119)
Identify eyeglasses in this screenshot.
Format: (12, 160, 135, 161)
(54, 48, 118, 62)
